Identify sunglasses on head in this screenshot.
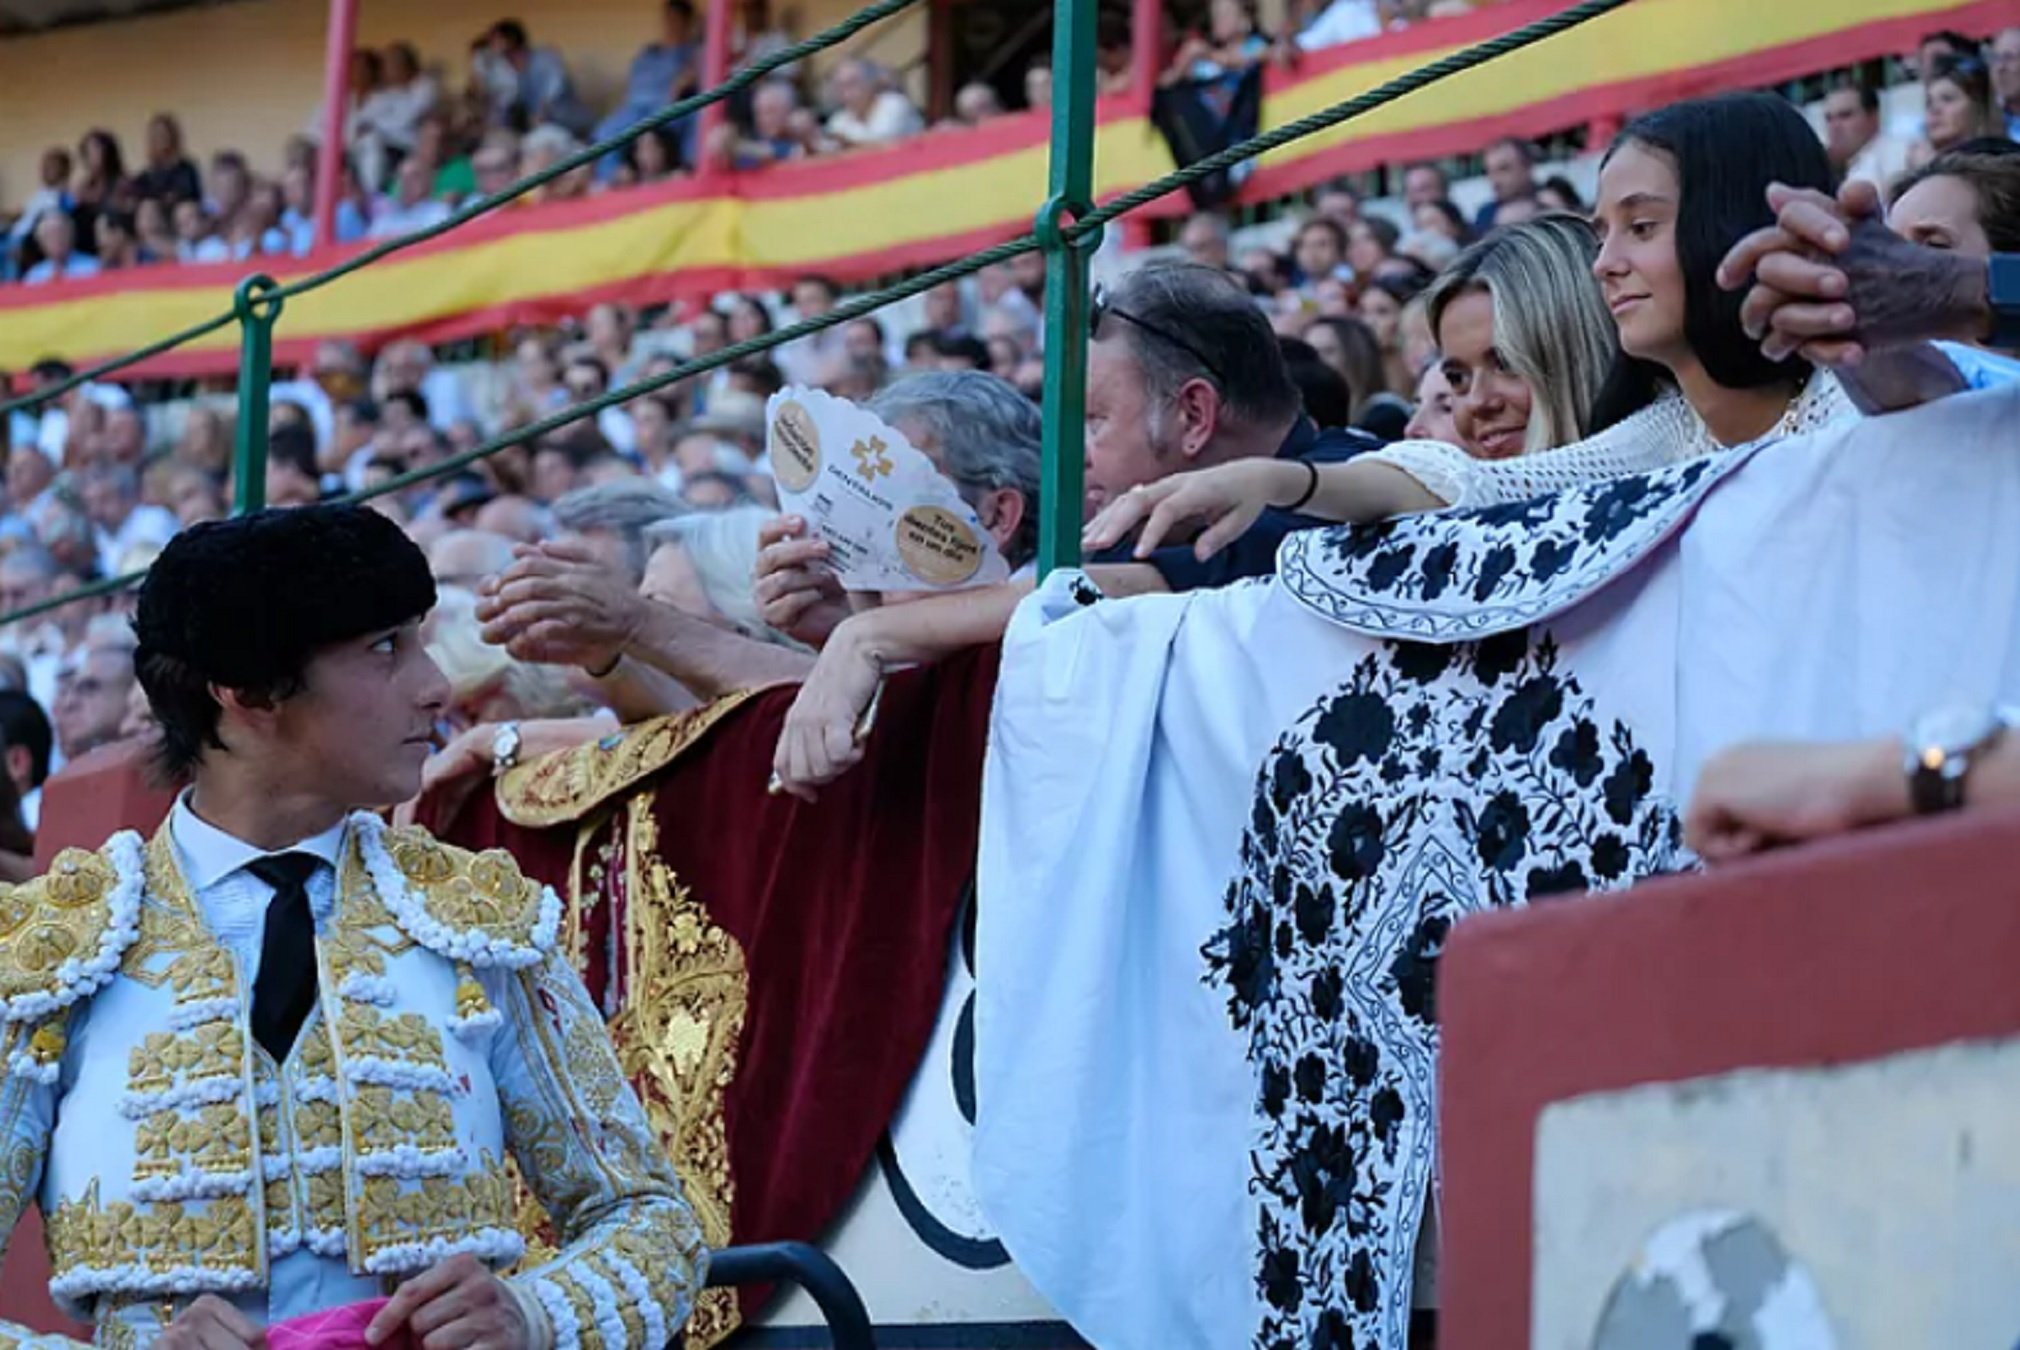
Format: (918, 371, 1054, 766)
(1090, 283, 1228, 388)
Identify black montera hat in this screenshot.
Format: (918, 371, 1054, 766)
(134, 504, 436, 689)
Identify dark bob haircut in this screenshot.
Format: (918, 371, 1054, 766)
(1592, 93, 1836, 426)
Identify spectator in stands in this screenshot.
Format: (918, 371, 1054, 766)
(524, 125, 594, 202)
(51, 627, 136, 763)
(470, 133, 522, 201)
(1912, 54, 2004, 170)
(1357, 272, 1421, 396)
(173, 406, 231, 477)
(1292, 0, 1394, 52)
(487, 19, 595, 138)
(711, 77, 814, 169)
(173, 199, 225, 263)
(1413, 197, 1470, 245)
(552, 480, 689, 585)
(1314, 184, 1360, 230)
(358, 41, 440, 175)
(1304, 315, 1388, 425)
(277, 167, 319, 253)
(560, 354, 638, 453)
(0, 691, 52, 831)
(81, 464, 177, 576)
(1278, 336, 1352, 429)
(370, 156, 453, 239)
(1178, 212, 1233, 270)
(596, 0, 702, 179)
(1892, 28, 1982, 143)
(1346, 214, 1399, 277)
(1402, 162, 1448, 207)
(1995, 27, 2020, 137)
(1474, 136, 1539, 230)
(0, 546, 66, 699)
(6, 148, 73, 276)
(73, 130, 132, 232)
(161, 464, 225, 527)
(375, 338, 474, 432)
(23, 215, 100, 285)
(207, 150, 252, 233)
(1535, 175, 1584, 213)
(1824, 81, 1913, 193)
(1024, 62, 1052, 113)
(264, 421, 323, 508)
(821, 58, 924, 150)
(1403, 361, 1459, 444)
(618, 127, 682, 187)
(131, 113, 201, 206)
(1291, 216, 1350, 289)
(224, 182, 289, 259)
(952, 82, 1006, 125)
(133, 197, 178, 263)
(428, 528, 519, 592)
(85, 208, 142, 273)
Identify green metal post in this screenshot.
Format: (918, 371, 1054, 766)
(1034, 0, 1101, 577)
(231, 275, 283, 514)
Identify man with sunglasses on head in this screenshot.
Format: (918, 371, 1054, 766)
(1081, 261, 1380, 591)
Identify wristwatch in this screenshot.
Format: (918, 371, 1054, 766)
(1903, 703, 2007, 815)
(1988, 253, 2020, 351)
(491, 721, 523, 776)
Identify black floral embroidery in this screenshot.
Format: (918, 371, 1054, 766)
(1280, 452, 1746, 641)
(1203, 626, 1683, 1349)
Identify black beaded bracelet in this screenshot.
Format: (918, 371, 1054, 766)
(1283, 460, 1321, 514)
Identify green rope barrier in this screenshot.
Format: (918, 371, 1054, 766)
(0, 0, 926, 421)
(0, 0, 1638, 628)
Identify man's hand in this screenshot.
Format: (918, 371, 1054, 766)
(476, 541, 642, 672)
(161, 1296, 266, 1350)
(1683, 737, 1909, 864)
(1718, 180, 1990, 365)
(366, 1254, 530, 1350)
(771, 619, 884, 801)
(754, 515, 853, 648)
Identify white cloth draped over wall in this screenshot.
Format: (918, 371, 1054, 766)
(974, 385, 2020, 1349)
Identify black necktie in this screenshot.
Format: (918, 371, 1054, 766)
(245, 852, 323, 1062)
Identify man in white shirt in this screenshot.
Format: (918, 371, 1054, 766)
(822, 58, 924, 149)
(80, 463, 178, 577)
(1824, 81, 1912, 194)
(21, 214, 100, 286)
(0, 503, 705, 1349)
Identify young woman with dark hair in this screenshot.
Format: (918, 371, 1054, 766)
(1086, 93, 1864, 549)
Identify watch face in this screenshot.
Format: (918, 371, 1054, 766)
(1912, 704, 2002, 759)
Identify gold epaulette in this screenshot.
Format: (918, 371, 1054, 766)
(363, 819, 559, 971)
(495, 691, 763, 829)
(0, 836, 145, 1024)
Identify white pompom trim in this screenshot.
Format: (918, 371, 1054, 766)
(119, 1073, 244, 1119)
(168, 997, 241, 1031)
(352, 1144, 467, 1178)
(131, 1166, 254, 1203)
(530, 1278, 583, 1350)
(601, 1250, 669, 1350)
(337, 973, 398, 1006)
(352, 813, 558, 970)
(4, 1048, 58, 1084)
(293, 1076, 341, 1104)
(262, 1146, 342, 1179)
(447, 1006, 503, 1043)
(359, 1227, 524, 1276)
(49, 1260, 261, 1314)
(575, 1262, 629, 1349)
(1, 831, 145, 1024)
(346, 1056, 462, 1096)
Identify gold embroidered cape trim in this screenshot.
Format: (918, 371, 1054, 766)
(0, 834, 146, 1027)
(496, 693, 762, 828)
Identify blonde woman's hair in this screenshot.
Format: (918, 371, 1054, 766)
(1424, 213, 1617, 455)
